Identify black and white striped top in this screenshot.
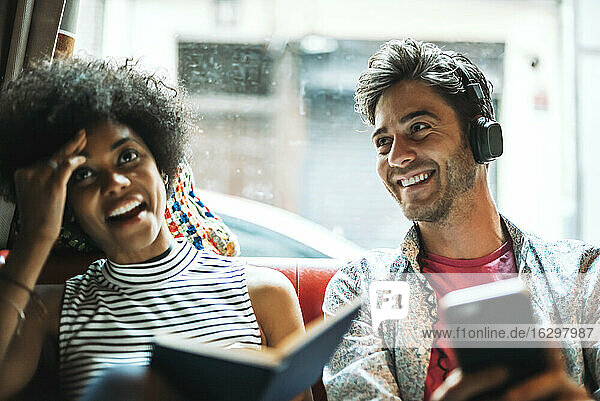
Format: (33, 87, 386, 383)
(58, 239, 262, 400)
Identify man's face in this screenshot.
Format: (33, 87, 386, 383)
(372, 80, 477, 223)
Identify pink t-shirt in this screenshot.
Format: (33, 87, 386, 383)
(420, 241, 517, 401)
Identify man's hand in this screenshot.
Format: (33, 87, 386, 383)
(431, 349, 592, 401)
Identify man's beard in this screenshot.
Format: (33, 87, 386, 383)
(387, 145, 477, 224)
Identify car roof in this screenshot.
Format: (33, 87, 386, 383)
(197, 190, 364, 259)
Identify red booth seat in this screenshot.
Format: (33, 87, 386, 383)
(240, 257, 339, 325)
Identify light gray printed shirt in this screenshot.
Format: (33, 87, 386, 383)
(323, 216, 600, 401)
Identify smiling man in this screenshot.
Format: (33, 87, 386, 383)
(323, 39, 600, 401)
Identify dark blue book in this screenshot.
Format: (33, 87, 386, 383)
(151, 298, 363, 401)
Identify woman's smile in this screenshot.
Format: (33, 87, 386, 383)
(105, 200, 148, 227)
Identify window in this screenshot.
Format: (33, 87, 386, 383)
(74, 0, 576, 247)
(179, 42, 274, 95)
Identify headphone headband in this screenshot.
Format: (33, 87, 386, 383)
(452, 60, 503, 164)
(454, 62, 485, 111)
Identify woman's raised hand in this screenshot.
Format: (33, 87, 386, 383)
(13, 130, 87, 243)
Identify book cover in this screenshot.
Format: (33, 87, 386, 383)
(151, 297, 363, 401)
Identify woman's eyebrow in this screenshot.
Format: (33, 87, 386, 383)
(110, 137, 141, 150)
(76, 137, 142, 158)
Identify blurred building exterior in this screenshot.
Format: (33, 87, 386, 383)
(74, 0, 600, 248)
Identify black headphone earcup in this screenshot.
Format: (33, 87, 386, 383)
(469, 117, 503, 164)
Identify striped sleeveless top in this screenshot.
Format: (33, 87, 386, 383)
(58, 239, 262, 400)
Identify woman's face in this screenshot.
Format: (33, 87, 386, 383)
(67, 120, 172, 263)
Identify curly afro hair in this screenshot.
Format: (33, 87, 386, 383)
(0, 57, 191, 202)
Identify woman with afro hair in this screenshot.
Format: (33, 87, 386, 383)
(0, 58, 310, 401)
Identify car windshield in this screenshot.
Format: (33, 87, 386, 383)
(220, 214, 328, 258)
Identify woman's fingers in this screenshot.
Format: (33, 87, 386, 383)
(47, 130, 87, 177)
(72, 129, 87, 156)
(13, 129, 88, 241)
(57, 129, 87, 160)
(45, 130, 86, 172)
(56, 155, 87, 187)
(47, 159, 59, 170)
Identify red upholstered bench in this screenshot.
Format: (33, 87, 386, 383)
(241, 257, 340, 325)
(0, 249, 340, 401)
(241, 257, 339, 401)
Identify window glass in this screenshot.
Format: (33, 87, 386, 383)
(74, 0, 575, 249)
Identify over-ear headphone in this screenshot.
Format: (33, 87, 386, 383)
(454, 62, 503, 164)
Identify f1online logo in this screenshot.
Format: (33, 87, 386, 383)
(369, 281, 410, 331)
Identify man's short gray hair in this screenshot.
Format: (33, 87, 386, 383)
(355, 38, 495, 128)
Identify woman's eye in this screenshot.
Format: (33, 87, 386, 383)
(71, 168, 93, 183)
(118, 149, 139, 164)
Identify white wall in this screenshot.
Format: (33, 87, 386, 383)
(576, 0, 600, 244)
(99, 0, 277, 83)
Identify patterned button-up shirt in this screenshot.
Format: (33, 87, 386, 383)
(323, 216, 600, 400)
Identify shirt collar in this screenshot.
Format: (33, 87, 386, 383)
(400, 214, 529, 273)
(103, 240, 196, 288)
